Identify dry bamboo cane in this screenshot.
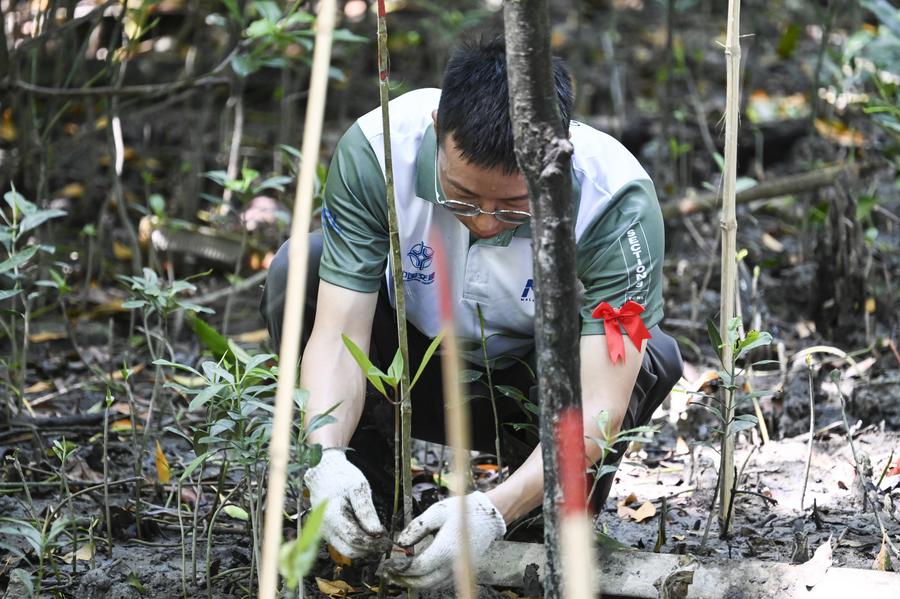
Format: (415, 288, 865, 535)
(718, 0, 742, 536)
(376, 0, 414, 530)
(257, 2, 337, 597)
(433, 236, 476, 599)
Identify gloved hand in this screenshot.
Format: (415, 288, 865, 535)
(381, 491, 506, 589)
(304, 448, 389, 558)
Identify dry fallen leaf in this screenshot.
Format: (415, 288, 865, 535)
(618, 492, 638, 507)
(233, 328, 270, 343)
(327, 544, 352, 566)
(155, 441, 170, 485)
(110, 418, 143, 432)
(873, 534, 893, 572)
(27, 330, 68, 343)
(24, 381, 53, 394)
(60, 542, 95, 564)
(315, 577, 356, 597)
(618, 500, 656, 523)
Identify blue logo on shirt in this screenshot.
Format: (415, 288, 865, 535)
(403, 242, 435, 285)
(407, 242, 434, 270)
(520, 278, 535, 302)
(322, 206, 343, 236)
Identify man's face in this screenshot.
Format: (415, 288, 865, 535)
(436, 133, 530, 240)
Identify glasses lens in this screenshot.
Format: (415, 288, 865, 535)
(494, 211, 531, 225)
(442, 200, 481, 216)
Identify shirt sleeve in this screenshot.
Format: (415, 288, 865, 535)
(577, 179, 666, 336)
(318, 123, 390, 293)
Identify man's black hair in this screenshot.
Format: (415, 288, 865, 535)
(436, 36, 574, 174)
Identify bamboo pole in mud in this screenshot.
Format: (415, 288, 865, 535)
(258, 1, 336, 597)
(718, 0, 742, 536)
(433, 237, 476, 599)
(376, 0, 415, 530)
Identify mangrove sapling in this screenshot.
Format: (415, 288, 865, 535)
(717, 0, 743, 535)
(584, 411, 659, 507)
(693, 317, 775, 541)
(50, 438, 79, 575)
(0, 187, 66, 416)
(160, 335, 332, 594)
(476, 304, 504, 481)
(341, 332, 444, 530)
(102, 392, 114, 558)
(120, 268, 213, 537)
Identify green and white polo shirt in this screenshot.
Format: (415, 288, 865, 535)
(319, 88, 665, 365)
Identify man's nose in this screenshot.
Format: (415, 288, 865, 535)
(472, 213, 502, 237)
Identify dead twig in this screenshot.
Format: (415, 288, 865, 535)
(665, 163, 865, 219)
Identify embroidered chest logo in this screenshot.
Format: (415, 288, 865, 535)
(404, 241, 435, 285)
(520, 278, 535, 302)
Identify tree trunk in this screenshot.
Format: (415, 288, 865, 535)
(504, 3, 580, 597)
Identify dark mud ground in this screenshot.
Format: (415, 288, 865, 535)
(2, 178, 898, 599)
(3, 8, 900, 599)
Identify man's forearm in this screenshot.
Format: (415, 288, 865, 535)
(299, 329, 369, 448)
(486, 335, 645, 524)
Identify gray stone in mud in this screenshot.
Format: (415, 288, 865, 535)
(2, 569, 33, 599)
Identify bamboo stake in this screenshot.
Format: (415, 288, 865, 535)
(718, 0, 742, 536)
(376, 0, 414, 530)
(433, 235, 476, 599)
(257, 2, 336, 597)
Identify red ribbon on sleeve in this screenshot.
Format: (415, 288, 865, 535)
(591, 300, 652, 364)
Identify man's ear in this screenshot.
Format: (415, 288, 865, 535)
(431, 110, 438, 133)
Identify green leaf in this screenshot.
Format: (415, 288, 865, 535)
(0, 245, 39, 275)
(411, 332, 444, 389)
(187, 314, 230, 359)
(181, 451, 214, 479)
(223, 504, 250, 521)
(278, 501, 327, 589)
(459, 369, 483, 383)
(306, 413, 336, 436)
(728, 418, 758, 436)
(126, 572, 145, 594)
(736, 331, 773, 361)
(121, 299, 147, 310)
(341, 334, 386, 396)
(706, 318, 723, 363)
(152, 359, 201, 377)
(495, 384, 527, 404)
(227, 339, 253, 365)
(188, 383, 225, 411)
(331, 29, 368, 43)
(386, 349, 404, 386)
(19, 209, 66, 235)
(245, 18, 277, 39)
(231, 53, 261, 77)
(0, 288, 21, 301)
(4, 189, 35, 216)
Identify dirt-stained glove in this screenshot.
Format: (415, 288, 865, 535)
(381, 491, 506, 589)
(304, 448, 389, 558)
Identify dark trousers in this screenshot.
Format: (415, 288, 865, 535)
(260, 233, 683, 512)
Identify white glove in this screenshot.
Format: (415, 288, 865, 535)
(304, 449, 389, 558)
(382, 491, 507, 589)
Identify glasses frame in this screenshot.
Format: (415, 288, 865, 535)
(435, 197, 532, 225)
(433, 149, 532, 225)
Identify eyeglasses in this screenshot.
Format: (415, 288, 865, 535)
(435, 197, 532, 225)
(434, 149, 531, 225)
